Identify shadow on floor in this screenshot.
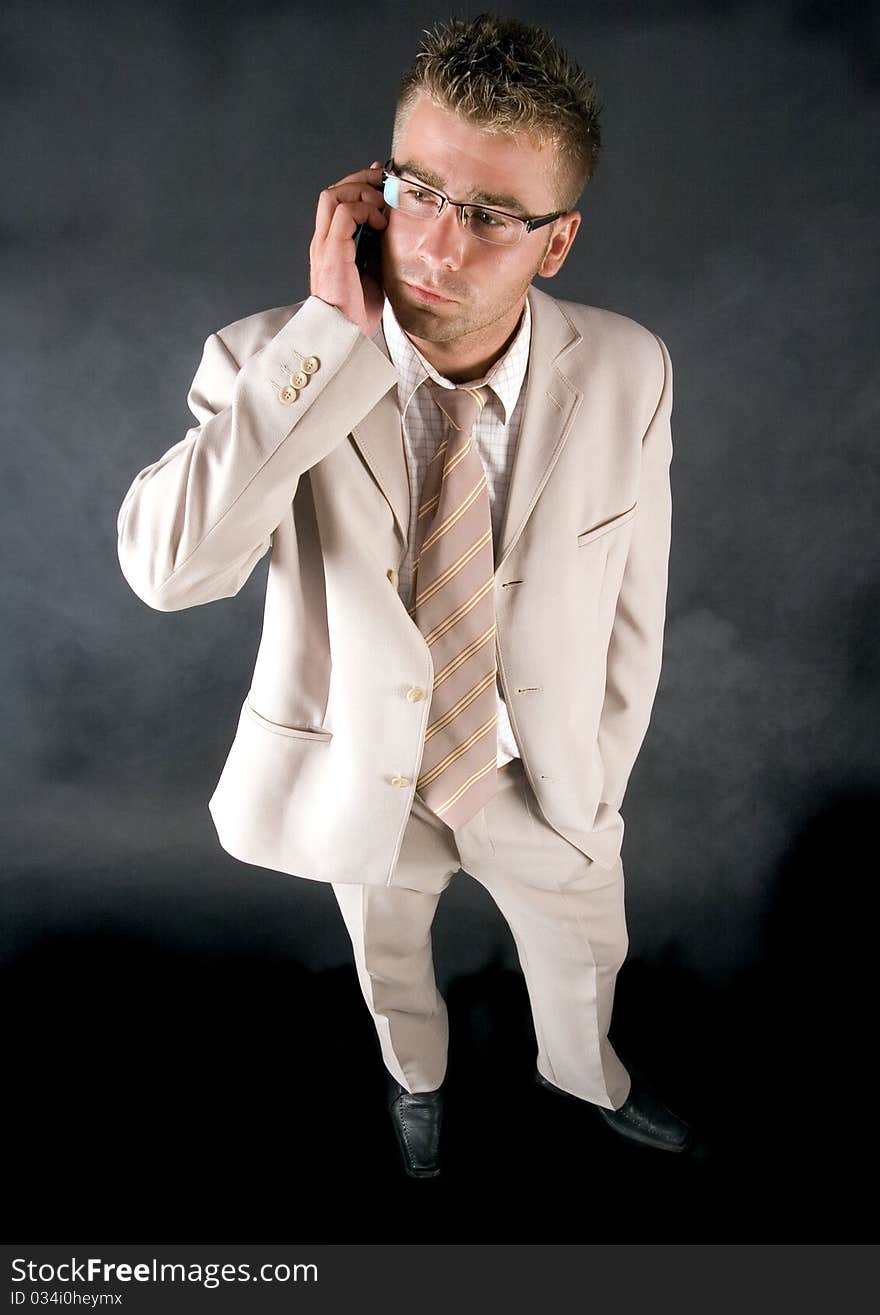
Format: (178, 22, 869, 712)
(5, 786, 875, 1240)
(0, 924, 865, 1238)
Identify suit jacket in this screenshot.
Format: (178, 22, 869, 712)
(117, 285, 673, 885)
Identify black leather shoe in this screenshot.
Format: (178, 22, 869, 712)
(387, 1078, 444, 1179)
(535, 1069, 693, 1154)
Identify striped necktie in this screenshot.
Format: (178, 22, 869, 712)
(411, 381, 498, 829)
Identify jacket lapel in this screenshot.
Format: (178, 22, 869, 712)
(348, 287, 585, 564)
(495, 285, 583, 573)
(349, 324, 410, 546)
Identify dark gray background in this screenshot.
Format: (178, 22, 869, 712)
(2, 3, 879, 1233)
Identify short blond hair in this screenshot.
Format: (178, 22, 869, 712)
(393, 13, 602, 212)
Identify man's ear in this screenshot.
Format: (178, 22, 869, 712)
(537, 211, 581, 278)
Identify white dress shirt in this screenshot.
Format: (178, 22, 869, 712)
(380, 294, 532, 767)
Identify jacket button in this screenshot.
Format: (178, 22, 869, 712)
(301, 356, 320, 375)
(406, 687, 425, 702)
(289, 370, 309, 389)
(390, 775, 411, 788)
(278, 384, 298, 404)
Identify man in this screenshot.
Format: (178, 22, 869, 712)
(117, 13, 691, 1177)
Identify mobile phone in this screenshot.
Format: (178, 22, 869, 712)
(354, 173, 386, 276)
(353, 221, 382, 276)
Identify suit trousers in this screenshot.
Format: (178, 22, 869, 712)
(331, 758, 631, 1110)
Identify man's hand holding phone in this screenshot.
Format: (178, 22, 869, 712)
(309, 161, 387, 339)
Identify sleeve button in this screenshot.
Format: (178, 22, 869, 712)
(301, 356, 320, 375)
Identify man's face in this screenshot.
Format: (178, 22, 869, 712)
(380, 95, 580, 348)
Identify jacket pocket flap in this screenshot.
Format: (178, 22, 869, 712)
(245, 698, 332, 742)
(576, 502, 638, 547)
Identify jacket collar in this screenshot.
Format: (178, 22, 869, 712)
(350, 283, 584, 567)
(380, 294, 531, 428)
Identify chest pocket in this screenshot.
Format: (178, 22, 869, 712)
(576, 502, 637, 547)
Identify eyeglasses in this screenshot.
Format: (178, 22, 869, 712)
(381, 159, 565, 247)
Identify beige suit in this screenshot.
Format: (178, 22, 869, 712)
(117, 284, 673, 1106)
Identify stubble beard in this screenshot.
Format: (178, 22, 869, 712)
(382, 235, 551, 346)
(391, 298, 493, 344)
(386, 269, 537, 345)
